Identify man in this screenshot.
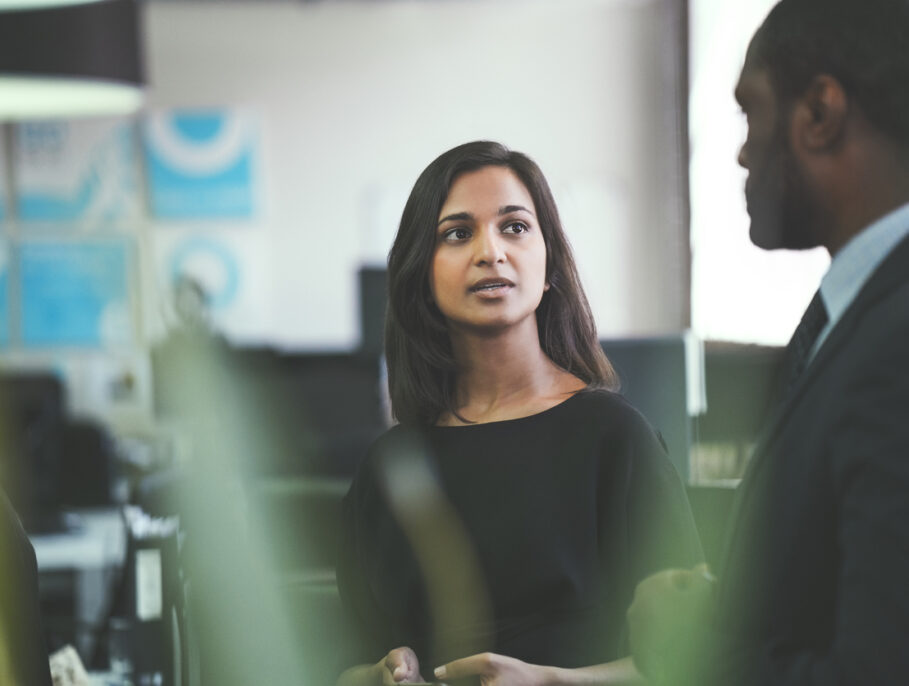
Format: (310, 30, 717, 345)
(628, 0, 909, 684)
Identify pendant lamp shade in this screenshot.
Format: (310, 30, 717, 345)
(0, 0, 145, 120)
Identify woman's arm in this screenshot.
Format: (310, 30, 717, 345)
(552, 657, 645, 686)
(433, 653, 644, 686)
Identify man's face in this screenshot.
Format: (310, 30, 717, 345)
(735, 62, 819, 250)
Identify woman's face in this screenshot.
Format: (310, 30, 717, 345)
(429, 165, 548, 336)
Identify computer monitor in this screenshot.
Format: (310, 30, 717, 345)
(0, 372, 66, 532)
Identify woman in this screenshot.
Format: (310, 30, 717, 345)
(336, 141, 701, 685)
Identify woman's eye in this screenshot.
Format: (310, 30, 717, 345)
(503, 222, 528, 234)
(443, 227, 470, 242)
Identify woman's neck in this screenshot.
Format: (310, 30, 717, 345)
(443, 320, 585, 425)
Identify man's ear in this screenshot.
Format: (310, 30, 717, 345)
(791, 74, 848, 152)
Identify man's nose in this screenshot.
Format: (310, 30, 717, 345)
(737, 142, 748, 169)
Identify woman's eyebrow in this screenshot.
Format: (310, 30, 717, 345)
(437, 205, 534, 226)
(499, 205, 534, 216)
(437, 211, 473, 226)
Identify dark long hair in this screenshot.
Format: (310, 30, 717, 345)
(385, 141, 617, 426)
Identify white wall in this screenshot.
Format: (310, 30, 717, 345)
(144, 0, 689, 349)
(689, 0, 829, 344)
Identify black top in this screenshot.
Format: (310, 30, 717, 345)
(336, 389, 702, 670)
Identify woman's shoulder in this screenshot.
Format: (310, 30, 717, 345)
(350, 424, 426, 483)
(365, 422, 412, 451)
(565, 387, 655, 430)
(565, 388, 671, 460)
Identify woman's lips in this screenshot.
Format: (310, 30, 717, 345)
(471, 283, 512, 298)
(469, 278, 515, 298)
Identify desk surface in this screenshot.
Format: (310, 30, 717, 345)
(30, 508, 126, 571)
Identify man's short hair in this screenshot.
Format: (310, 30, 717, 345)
(751, 0, 909, 150)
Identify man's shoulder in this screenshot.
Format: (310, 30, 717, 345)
(850, 231, 909, 319)
(819, 235, 909, 368)
(841, 271, 909, 352)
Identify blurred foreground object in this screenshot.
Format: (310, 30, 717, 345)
(150, 316, 307, 685)
(0, 485, 53, 685)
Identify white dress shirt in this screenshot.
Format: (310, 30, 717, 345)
(812, 201, 909, 358)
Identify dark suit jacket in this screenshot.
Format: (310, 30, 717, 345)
(706, 231, 909, 685)
(0, 487, 52, 686)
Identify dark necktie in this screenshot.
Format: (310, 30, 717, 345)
(785, 289, 829, 393)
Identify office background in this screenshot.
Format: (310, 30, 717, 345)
(0, 0, 822, 683)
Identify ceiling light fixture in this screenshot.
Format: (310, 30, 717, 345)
(0, 0, 145, 120)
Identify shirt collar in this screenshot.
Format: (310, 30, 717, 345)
(819, 201, 909, 327)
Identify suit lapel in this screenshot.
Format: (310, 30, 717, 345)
(719, 232, 909, 575)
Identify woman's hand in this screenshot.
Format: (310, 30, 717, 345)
(433, 652, 556, 686)
(375, 646, 426, 685)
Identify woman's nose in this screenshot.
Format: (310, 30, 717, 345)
(474, 227, 506, 265)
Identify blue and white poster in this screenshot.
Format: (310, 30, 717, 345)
(20, 240, 133, 347)
(0, 134, 8, 224)
(15, 118, 140, 225)
(0, 242, 9, 346)
(152, 230, 271, 343)
(167, 235, 241, 311)
(144, 108, 258, 220)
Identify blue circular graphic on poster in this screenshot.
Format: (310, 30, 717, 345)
(145, 109, 255, 219)
(169, 237, 240, 310)
(173, 114, 224, 143)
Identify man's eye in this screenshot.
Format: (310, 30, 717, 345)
(503, 222, 528, 234)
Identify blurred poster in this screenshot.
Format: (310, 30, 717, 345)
(144, 108, 258, 220)
(20, 239, 134, 347)
(168, 235, 241, 311)
(152, 230, 271, 343)
(14, 118, 140, 225)
(0, 132, 7, 223)
(0, 241, 9, 346)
